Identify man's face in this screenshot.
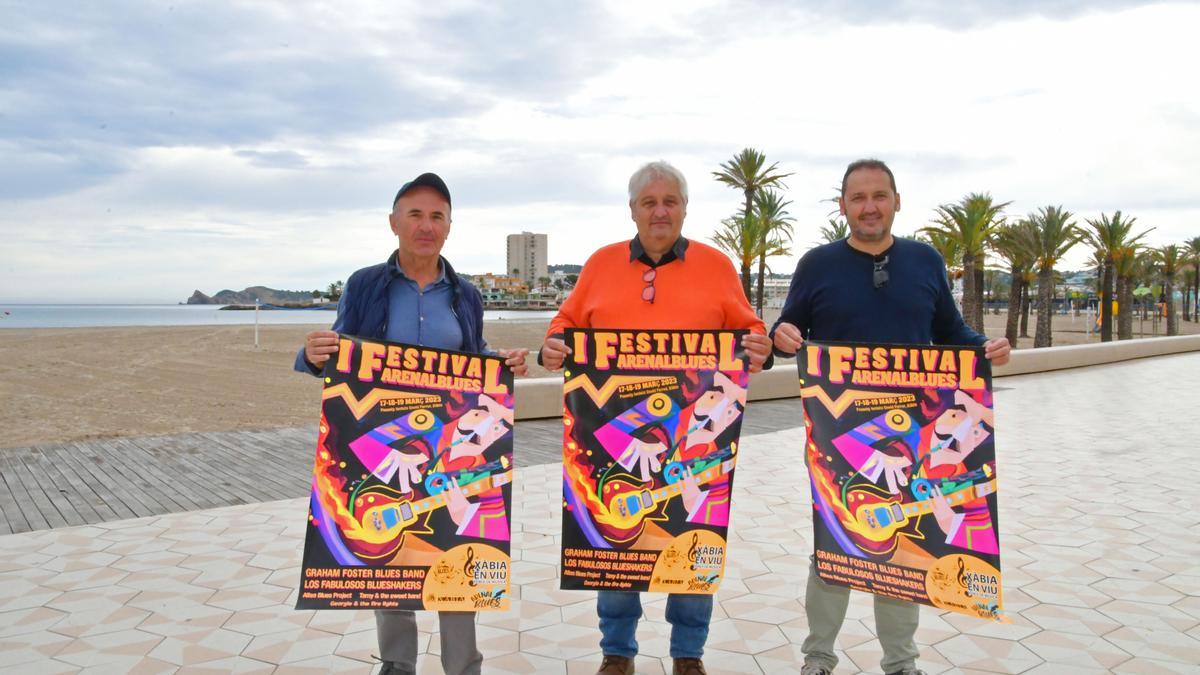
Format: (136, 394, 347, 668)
(450, 394, 514, 458)
(839, 168, 900, 243)
(686, 371, 747, 447)
(389, 186, 451, 259)
(630, 177, 686, 252)
(932, 391, 993, 463)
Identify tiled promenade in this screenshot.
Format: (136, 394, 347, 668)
(1, 354, 1198, 673)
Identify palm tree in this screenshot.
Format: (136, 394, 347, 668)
(1086, 246, 1105, 312)
(1118, 247, 1155, 336)
(1182, 267, 1197, 323)
(1019, 266, 1036, 339)
(917, 229, 963, 290)
(713, 148, 792, 223)
(1113, 244, 1144, 340)
(1154, 245, 1181, 336)
(990, 220, 1039, 348)
(1185, 235, 1200, 322)
(713, 148, 792, 302)
(922, 193, 1011, 332)
(750, 189, 795, 315)
(1082, 212, 1150, 342)
(711, 209, 759, 299)
(817, 218, 848, 244)
(1028, 206, 1082, 348)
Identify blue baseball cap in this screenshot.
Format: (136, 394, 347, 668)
(392, 172, 451, 208)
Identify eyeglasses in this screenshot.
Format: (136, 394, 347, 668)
(642, 267, 656, 304)
(873, 255, 889, 289)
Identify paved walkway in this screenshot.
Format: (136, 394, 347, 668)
(1, 354, 1198, 673)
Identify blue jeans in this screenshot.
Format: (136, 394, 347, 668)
(597, 591, 712, 659)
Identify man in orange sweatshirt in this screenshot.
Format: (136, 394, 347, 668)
(540, 161, 773, 675)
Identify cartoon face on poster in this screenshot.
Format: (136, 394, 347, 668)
(297, 335, 514, 611)
(799, 342, 1006, 622)
(560, 329, 748, 594)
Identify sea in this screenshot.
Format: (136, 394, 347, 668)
(0, 304, 558, 329)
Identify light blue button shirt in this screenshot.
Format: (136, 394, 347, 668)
(386, 262, 464, 351)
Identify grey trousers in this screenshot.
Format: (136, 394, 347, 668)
(801, 560, 920, 674)
(375, 609, 482, 675)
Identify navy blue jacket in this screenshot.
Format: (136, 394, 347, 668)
(770, 237, 986, 350)
(294, 251, 487, 375)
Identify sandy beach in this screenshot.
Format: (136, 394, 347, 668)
(2, 311, 1195, 448)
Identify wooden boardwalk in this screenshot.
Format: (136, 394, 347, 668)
(0, 399, 805, 535)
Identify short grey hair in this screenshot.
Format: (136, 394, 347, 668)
(628, 161, 688, 204)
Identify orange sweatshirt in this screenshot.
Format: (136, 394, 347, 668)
(547, 239, 766, 335)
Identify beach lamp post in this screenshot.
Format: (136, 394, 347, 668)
(254, 298, 260, 348)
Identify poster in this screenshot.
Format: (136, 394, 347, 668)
(297, 335, 514, 611)
(560, 329, 749, 594)
(799, 342, 1005, 622)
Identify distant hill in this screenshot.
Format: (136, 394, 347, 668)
(187, 286, 317, 305)
(549, 264, 582, 273)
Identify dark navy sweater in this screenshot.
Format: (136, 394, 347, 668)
(770, 237, 986, 349)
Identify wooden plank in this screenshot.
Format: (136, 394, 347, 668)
(198, 432, 307, 499)
(511, 419, 562, 468)
(20, 446, 89, 527)
(52, 442, 138, 521)
(66, 440, 159, 518)
(0, 451, 50, 531)
(0, 455, 33, 534)
(158, 431, 286, 501)
(1, 449, 65, 529)
(739, 399, 805, 436)
(74, 439, 174, 516)
(0, 406, 811, 535)
(132, 432, 247, 506)
(236, 428, 315, 487)
(121, 435, 248, 507)
(125, 432, 259, 502)
(282, 426, 319, 447)
(100, 437, 205, 513)
(104, 437, 217, 511)
(42, 445, 123, 523)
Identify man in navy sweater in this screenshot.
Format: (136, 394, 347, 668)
(771, 159, 1010, 675)
(296, 172, 528, 675)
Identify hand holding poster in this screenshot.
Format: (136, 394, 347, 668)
(559, 329, 748, 594)
(799, 342, 1006, 622)
(297, 335, 514, 611)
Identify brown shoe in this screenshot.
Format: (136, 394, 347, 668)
(673, 657, 707, 675)
(597, 655, 634, 675)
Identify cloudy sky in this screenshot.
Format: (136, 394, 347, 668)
(2, 0, 1197, 303)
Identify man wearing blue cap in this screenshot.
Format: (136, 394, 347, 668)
(296, 172, 529, 675)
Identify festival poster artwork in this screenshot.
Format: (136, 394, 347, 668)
(559, 329, 749, 594)
(297, 334, 514, 611)
(799, 341, 1006, 622)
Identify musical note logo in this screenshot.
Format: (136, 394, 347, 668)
(464, 546, 477, 586)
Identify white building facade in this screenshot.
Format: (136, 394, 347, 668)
(506, 231, 549, 288)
